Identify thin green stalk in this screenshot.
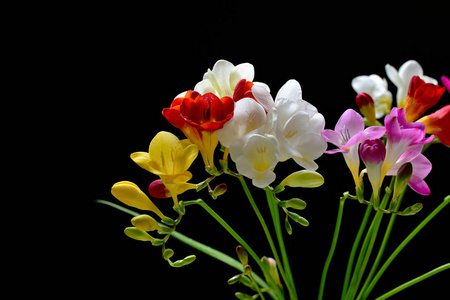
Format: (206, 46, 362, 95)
(342, 204, 372, 299)
(318, 192, 347, 300)
(356, 189, 406, 300)
(190, 198, 286, 300)
(237, 175, 295, 299)
(266, 189, 298, 300)
(345, 184, 393, 300)
(375, 263, 450, 300)
(362, 195, 450, 298)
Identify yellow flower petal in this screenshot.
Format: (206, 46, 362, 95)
(111, 181, 165, 219)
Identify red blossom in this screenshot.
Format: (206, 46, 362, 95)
(404, 76, 445, 122)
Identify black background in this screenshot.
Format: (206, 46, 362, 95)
(38, 1, 449, 299)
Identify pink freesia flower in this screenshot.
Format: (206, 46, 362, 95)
(381, 107, 434, 181)
(321, 109, 385, 188)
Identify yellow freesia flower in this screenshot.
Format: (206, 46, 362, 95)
(111, 181, 165, 219)
(130, 131, 199, 206)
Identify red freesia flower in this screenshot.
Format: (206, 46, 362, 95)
(162, 91, 234, 171)
(417, 105, 450, 146)
(404, 76, 445, 122)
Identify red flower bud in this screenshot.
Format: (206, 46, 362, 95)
(148, 179, 171, 199)
(356, 93, 376, 125)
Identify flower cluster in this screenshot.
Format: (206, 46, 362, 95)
(102, 59, 449, 300)
(324, 60, 448, 212)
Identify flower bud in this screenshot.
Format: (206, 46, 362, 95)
(280, 198, 307, 210)
(124, 227, 154, 242)
(236, 245, 248, 267)
(360, 139, 386, 198)
(131, 214, 162, 232)
(261, 256, 282, 289)
(276, 170, 324, 192)
(287, 211, 309, 227)
(163, 248, 174, 260)
(211, 183, 227, 200)
(111, 181, 166, 219)
(401, 203, 423, 216)
(393, 162, 413, 200)
(148, 179, 171, 198)
(356, 93, 376, 125)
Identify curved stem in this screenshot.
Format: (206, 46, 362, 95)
(318, 192, 347, 300)
(363, 195, 450, 298)
(375, 263, 450, 300)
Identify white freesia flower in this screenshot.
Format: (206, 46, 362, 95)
(253, 80, 327, 171)
(193, 59, 269, 98)
(230, 133, 279, 188)
(217, 98, 267, 147)
(351, 74, 392, 118)
(385, 60, 437, 108)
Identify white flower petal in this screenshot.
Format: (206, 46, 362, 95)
(234, 63, 255, 81)
(217, 99, 266, 147)
(275, 79, 302, 102)
(194, 79, 216, 95)
(206, 60, 235, 97)
(252, 84, 275, 111)
(352, 75, 376, 94)
(398, 60, 423, 82)
(252, 170, 276, 188)
(385, 64, 401, 87)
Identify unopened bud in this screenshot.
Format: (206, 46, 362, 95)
(277, 170, 324, 190)
(148, 179, 171, 198)
(261, 256, 282, 288)
(356, 93, 376, 125)
(163, 248, 174, 260)
(287, 211, 309, 227)
(236, 245, 248, 266)
(393, 162, 413, 200)
(278, 198, 307, 210)
(124, 227, 154, 242)
(401, 203, 423, 216)
(131, 214, 162, 232)
(211, 183, 227, 199)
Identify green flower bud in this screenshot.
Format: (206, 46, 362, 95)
(236, 245, 248, 267)
(287, 211, 309, 227)
(278, 198, 307, 210)
(131, 214, 162, 232)
(277, 170, 324, 190)
(235, 292, 253, 300)
(163, 248, 174, 260)
(393, 162, 413, 200)
(124, 227, 154, 242)
(401, 203, 423, 216)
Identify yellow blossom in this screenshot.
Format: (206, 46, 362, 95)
(130, 131, 199, 205)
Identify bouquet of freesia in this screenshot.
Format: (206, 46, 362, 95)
(98, 59, 449, 299)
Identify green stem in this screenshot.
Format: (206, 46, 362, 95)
(266, 188, 298, 300)
(342, 204, 373, 299)
(237, 175, 294, 299)
(318, 192, 347, 300)
(374, 263, 450, 300)
(356, 189, 406, 300)
(190, 198, 285, 300)
(363, 195, 450, 298)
